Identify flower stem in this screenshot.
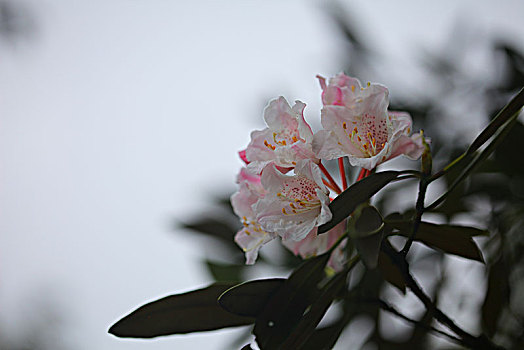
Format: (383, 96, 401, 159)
(356, 168, 371, 181)
(319, 162, 342, 194)
(322, 178, 341, 194)
(338, 158, 348, 190)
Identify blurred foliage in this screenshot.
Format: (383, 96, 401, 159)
(105, 5, 524, 350)
(174, 9, 524, 349)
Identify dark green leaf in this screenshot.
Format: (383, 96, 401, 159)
(219, 278, 285, 317)
(466, 87, 524, 156)
(354, 232, 384, 269)
(318, 171, 399, 233)
(181, 218, 238, 243)
(349, 205, 385, 269)
(108, 283, 254, 338)
(241, 345, 253, 350)
(494, 121, 524, 176)
(205, 260, 244, 283)
(482, 256, 510, 337)
(280, 270, 349, 349)
(428, 113, 521, 211)
(254, 254, 330, 349)
(377, 250, 406, 294)
(353, 205, 384, 237)
(298, 322, 347, 350)
(387, 220, 486, 262)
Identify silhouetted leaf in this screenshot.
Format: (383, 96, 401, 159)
(429, 107, 522, 210)
(482, 256, 510, 337)
(205, 260, 244, 283)
(377, 250, 406, 294)
(109, 283, 253, 338)
(181, 218, 238, 243)
(352, 205, 384, 237)
(318, 171, 399, 233)
(298, 321, 347, 350)
(387, 220, 486, 262)
(466, 87, 524, 156)
(219, 278, 285, 317)
(281, 270, 349, 349)
(254, 254, 330, 349)
(495, 121, 524, 176)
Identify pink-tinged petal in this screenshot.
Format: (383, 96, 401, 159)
(255, 161, 331, 241)
(263, 97, 296, 131)
(319, 73, 363, 107)
(294, 160, 327, 192)
(238, 149, 250, 164)
(231, 168, 265, 218)
(316, 74, 327, 90)
(282, 221, 347, 272)
(317, 189, 332, 225)
(312, 129, 347, 160)
(347, 143, 391, 170)
(316, 73, 427, 169)
(318, 106, 369, 158)
(244, 97, 317, 170)
(388, 132, 427, 161)
(245, 129, 276, 162)
(235, 227, 275, 265)
(294, 101, 314, 143)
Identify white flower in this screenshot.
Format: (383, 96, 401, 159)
(231, 168, 275, 264)
(313, 73, 426, 170)
(245, 97, 317, 174)
(254, 160, 332, 241)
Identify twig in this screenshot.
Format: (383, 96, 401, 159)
(400, 178, 428, 256)
(382, 243, 504, 350)
(373, 298, 462, 344)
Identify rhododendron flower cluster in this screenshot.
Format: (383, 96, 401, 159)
(232, 73, 426, 270)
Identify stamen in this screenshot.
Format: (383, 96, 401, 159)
(351, 85, 355, 92)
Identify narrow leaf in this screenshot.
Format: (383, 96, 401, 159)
(181, 218, 238, 243)
(108, 283, 254, 338)
(428, 113, 520, 210)
(298, 322, 347, 350)
(482, 256, 510, 337)
(280, 270, 349, 349)
(254, 254, 330, 349)
(205, 260, 244, 283)
(387, 221, 485, 262)
(377, 249, 406, 294)
(318, 171, 399, 233)
(218, 278, 285, 317)
(353, 205, 384, 237)
(354, 231, 384, 269)
(466, 87, 524, 156)
(349, 205, 385, 269)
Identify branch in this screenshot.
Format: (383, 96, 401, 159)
(382, 243, 504, 350)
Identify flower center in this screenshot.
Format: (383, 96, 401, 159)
(277, 176, 321, 215)
(264, 130, 302, 150)
(342, 113, 389, 157)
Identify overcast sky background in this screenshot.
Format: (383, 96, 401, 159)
(1, 1, 523, 349)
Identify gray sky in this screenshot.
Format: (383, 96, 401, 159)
(0, 1, 523, 349)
